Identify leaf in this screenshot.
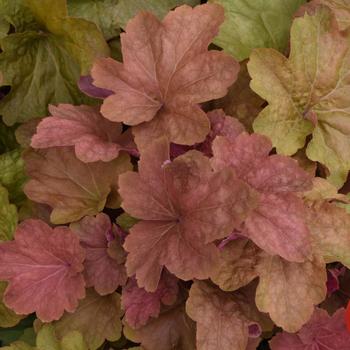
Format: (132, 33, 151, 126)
(213, 62, 264, 132)
(36, 324, 88, 350)
(67, 0, 120, 40)
(115, 0, 200, 28)
(0, 219, 85, 322)
(269, 307, 350, 349)
(210, 239, 263, 292)
(212, 132, 313, 262)
(248, 7, 350, 187)
(53, 289, 122, 350)
(31, 104, 136, 163)
(0, 149, 27, 205)
(124, 304, 196, 350)
(0, 282, 23, 328)
(23, 147, 132, 224)
(0, 123, 18, 153)
(91, 3, 239, 148)
(186, 281, 267, 350)
(307, 202, 350, 268)
(116, 213, 139, 231)
(209, 0, 305, 61)
(0, 0, 109, 125)
(122, 272, 178, 329)
(0, 185, 18, 241)
(119, 137, 256, 291)
(256, 255, 327, 332)
(0, 342, 34, 350)
(70, 213, 127, 295)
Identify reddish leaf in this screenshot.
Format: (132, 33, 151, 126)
(23, 147, 132, 224)
(71, 213, 127, 296)
(270, 308, 350, 349)
(212, 133, 313, 262)
(0, 219, 85, 322)
(91, 4, 239, 148)
(119, 137, 256, 291)
(31, 104, 136, 163)
(122, 271, 178, 329)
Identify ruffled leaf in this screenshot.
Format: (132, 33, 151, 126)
(0, 219, 85, 322)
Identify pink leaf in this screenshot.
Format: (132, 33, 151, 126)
(122, 271, 178, 329)
(71, 213, 127, 296)
(31, 104, 136, 162)
(0, 219, 85, 322)
(91, 4, 239, 148)
(119, 137, 256, 291)
(270, 308, 350, 349)
(212, 133, 313, 262)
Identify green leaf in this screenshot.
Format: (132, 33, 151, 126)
(116, 213, 138, 231)
(115, 0, 200, 28)
(0, 149, 26, 205)
(0, 0, 109, 125)
(67, 0, 120, 40)
(0, 282, 23, 328)
(0, 342, 34, 350)
(248, 7, 350, 188)
(209, 0, 306, 61)
(0, 185, 18, 241)
(36, 324, 88, 350)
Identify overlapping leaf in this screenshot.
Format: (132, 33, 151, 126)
(0, 219, 86, 322)
(52, 289, 122, 350)
(212, 132, 312, 262)
(71, 213, 127, 295)
(0, 185, 18, 241)
(124, 304, 196, 350)
(92, 3, 239, 149)
(270, 307, 350, 349)
(23, 147, 132, 224)
(31, 104, 135, 163)
(119, 137, 256, 291)
(248, 7, 350, 187)
(122, 272, 178, 329)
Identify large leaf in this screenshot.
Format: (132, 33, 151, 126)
(209, 0, 305, 61)
(248, 7, 350, 187)
(0, 0, 109, 125)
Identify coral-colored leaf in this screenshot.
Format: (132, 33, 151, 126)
(23, 147, 132, 224)
(186, 281, 266, 350)
(119, 137, 256, 291)
(212, 133, 312, 262)
(122, 271, 178, 329)
(70, 213, 127, 295)
(31, 104, 136, 162)
(91, 3, 239, 148)
(210, 239, 263, 292)
(0, 219, 85, 322)
(270, 308, 350, 349)
(124, 304, 196, 350)
(256, 255, 327, 332)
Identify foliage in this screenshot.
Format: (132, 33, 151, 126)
(0, 1, 350, 350)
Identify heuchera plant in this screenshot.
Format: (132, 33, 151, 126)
(0, 0, 350, 349)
